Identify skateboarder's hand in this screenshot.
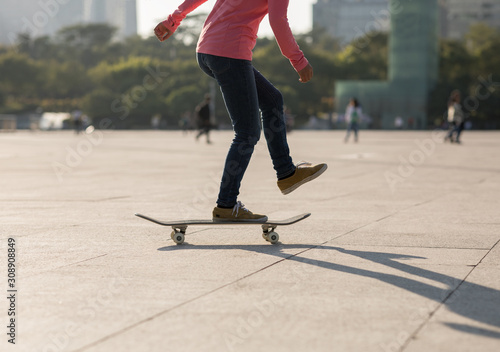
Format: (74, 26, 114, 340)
(298, 63, 313, 83)
(154, 22, 173, 42)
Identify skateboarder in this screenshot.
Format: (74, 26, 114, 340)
(155, 0, 327, 222)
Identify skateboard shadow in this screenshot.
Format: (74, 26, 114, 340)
(158, 243, 500, 339)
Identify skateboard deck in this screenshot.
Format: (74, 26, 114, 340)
(135, 212, 311, 244)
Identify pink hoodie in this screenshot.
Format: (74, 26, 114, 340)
(163, 0, 309, 72)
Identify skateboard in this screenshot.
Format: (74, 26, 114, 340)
(135, 213, 311, 244)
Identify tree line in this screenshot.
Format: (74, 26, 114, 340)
(0, 19, 498, 129)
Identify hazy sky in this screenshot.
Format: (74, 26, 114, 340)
(137, 0, 316, 38)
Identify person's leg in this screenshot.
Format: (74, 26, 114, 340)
(195, 129, 203, 140)
(455, 124, 463, 143)
(205, 127, 211, 143)
(198, 53, 261, 208)
(253, 68, 295, 179)
(345, 123, 351, 142)
(446, 123, 455, 141)
(353, 123, 358, 142)
(251, 68, 327, 195)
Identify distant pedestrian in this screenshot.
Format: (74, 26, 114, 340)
(394, 116, 403, 130)
(151, 114, 161, 130)
(179, 111, 192, 134)
(195, 95, 212, 144)
(445, 90, 464, 143)
(408, 116, 414, 129)
(72, 110, 83, 134)
(344, 98, 361, 143)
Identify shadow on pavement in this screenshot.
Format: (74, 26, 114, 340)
(158, 243, 500, 339)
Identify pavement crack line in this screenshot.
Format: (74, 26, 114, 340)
(74, 193, 469, 351)
(73, 214, 401, 351)
(331, 192, 447, 243)
(24, 254, 108, 279)
(400, 238, 500, 351)
(72, 251, 302, 352)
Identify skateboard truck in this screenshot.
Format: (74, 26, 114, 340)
(261, 224, 279, 244)
(170, 226, 187, 244)
(170, 224, 280, 245)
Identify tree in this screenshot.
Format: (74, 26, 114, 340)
(336, 32, 388, 80)
(464, 23, 500, 57)
(43, 60, 92, 99)
(55, 24, 117, 67)
(0, 52, 42, 97)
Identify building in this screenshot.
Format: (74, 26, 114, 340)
(0, 0, 137, 45)
(107, 0, 138, 39)
(0, 0, 87, 45)
(313, 0, 392, 44)
(335, 0, 440, 129)
(84, 0, 138, 39)
(442, 0, 500, 39)
(313, 0, 500, 44)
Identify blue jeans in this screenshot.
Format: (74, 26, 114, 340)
(345, 122, 359, 141)
(197, 53, 294, 207)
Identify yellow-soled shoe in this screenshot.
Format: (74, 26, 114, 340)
(277, 161, 327, 195)
(213, 201, 268, 222)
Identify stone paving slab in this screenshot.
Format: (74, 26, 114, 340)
(0, 130, 499, 352)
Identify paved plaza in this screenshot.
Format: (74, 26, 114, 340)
(1, 129, 499, 352)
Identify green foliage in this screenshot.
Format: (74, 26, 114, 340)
(165, 85, 203, 117)
(82, 88, 117, 120)
(56, 24, 116, 49)
(43, 61, 92, 99)
(428, 25, 500, 128)
(0, 52, 42, 96)
(1, 22, 499, 128)
(464, 23, 500, 57)
(336, 32, 388, 80)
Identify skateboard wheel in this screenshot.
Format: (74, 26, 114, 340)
(262, 232, 268, 240)
(267, 231, 279, 244)
(172, 232, 185, 244)
(170, 231, 176, 240)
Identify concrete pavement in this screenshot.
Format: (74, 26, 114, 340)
(1, 129, 499, 352)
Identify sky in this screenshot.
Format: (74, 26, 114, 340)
(137, 0, 316, 38)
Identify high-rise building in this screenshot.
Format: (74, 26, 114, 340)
(335, 0, 440, 129)
(83, 0, 137, 39)
(84, 0, 107, 23)
(312, 0, 391, 44)
(0, 0, 85, 45)
(441, 0, 500, 38)
(0, 0, 137, 45)
(105, 0, 138, 39)
(313, 0, 500, 44)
